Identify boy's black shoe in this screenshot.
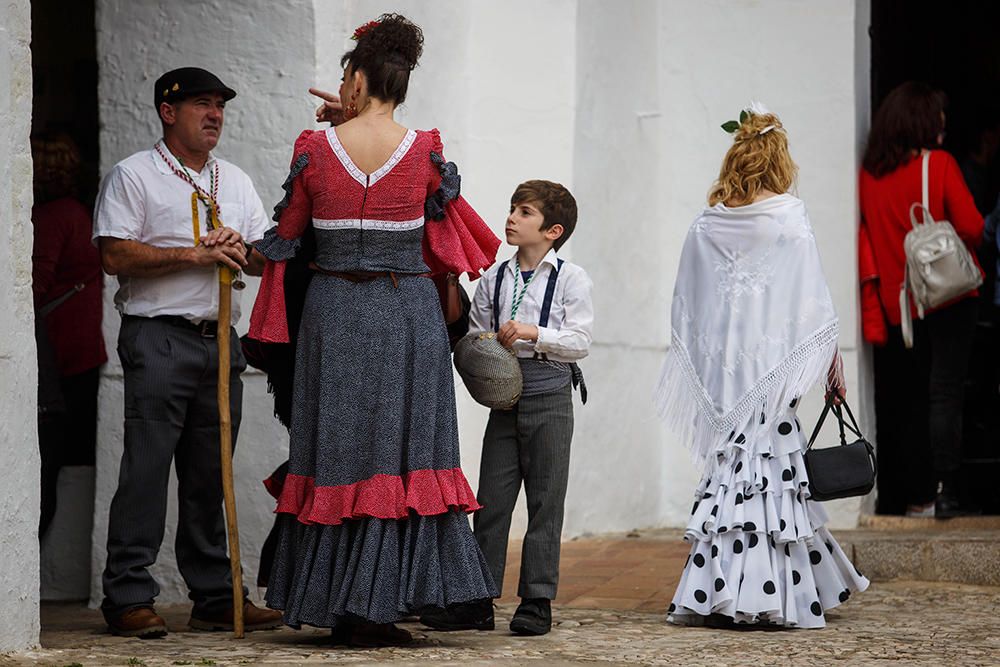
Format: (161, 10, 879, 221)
(419, 599, 495, 631)
(509, 597, 551, 636)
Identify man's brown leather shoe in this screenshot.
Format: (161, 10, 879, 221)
(106, 607, 168, 638)
(189, 601, 283, 632)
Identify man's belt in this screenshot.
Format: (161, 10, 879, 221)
(125, 314, 219, 338)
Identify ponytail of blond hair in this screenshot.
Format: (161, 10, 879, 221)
(708, 112, 797, 207)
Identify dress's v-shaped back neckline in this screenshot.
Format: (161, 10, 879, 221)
(326, 127, 418, 188)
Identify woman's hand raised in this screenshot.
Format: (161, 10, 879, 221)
(309, 88, 344, 126)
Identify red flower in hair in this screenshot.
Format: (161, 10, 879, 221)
(351, 20, 380, 41)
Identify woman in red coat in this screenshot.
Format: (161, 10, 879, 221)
(31, 133, 107, 536)
(858, 82, 983, 518)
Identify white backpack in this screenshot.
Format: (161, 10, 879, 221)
(899, 151, 982, 348)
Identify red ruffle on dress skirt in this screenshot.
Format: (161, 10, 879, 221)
(264, 468, 482, 526)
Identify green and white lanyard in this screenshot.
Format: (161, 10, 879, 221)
(510, 257, 535, 320)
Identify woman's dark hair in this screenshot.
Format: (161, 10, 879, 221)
(31, 132, 81, 203)
(862, 81, 948, 178)
(341, 14, 423, 106)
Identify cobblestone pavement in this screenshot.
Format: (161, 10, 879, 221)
(5, 531, 1000, 665)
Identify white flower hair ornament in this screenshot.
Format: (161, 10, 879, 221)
(721, 100, 778, 136)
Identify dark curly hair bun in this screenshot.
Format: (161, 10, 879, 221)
(342, 14, 424, 105)
(362, 13, 423, 70)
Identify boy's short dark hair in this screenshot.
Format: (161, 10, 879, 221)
(511, 180, 577, 251)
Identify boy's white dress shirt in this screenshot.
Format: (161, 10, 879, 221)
(469, 248, 594, 363)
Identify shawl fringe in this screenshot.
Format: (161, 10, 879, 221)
(655, 320, 839, 469)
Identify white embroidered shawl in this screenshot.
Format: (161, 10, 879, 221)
(655, 194, 839, 467)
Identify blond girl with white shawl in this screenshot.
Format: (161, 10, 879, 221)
(656, 105, 868, 629)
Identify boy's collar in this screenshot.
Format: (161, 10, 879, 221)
(506, 247, 559, 274)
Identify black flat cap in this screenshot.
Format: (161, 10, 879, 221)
(154, 67, 237, 108)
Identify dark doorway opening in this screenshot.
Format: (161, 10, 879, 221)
(870, 0, 1000, 513)
(31, 0, 100, 599)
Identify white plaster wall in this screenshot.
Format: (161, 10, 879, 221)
(297, 0, 872, 539)
(314, 0, 578, 538)
(571, 0, 869, 532)
(0, 0, 39, 652)
(40, 467, 94, 600)
(90, 1, 871, 609)
(92, 0, 317, 606)
(854, 0, 877, 515)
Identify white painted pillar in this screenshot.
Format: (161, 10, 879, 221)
(0, 0, 40, 651)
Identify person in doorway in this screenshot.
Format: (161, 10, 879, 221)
(248, 15, 500, 647)
(656, 103, 868, 628)
(420, 180, 594, 636)
(93, 67, 280, 637)
(858, 82, 984, 518)
(31, 131, 107, 538)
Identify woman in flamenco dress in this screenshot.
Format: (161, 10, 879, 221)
(249, 14, 501, 646)
(656, 104, 869, 629)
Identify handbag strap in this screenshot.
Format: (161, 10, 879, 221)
(834, 399, 879, 478)
(38, 282, 86, 317)
(835, 399, 864, 440)
(805, 395, 878, 476)
(806, 393, 847, 451)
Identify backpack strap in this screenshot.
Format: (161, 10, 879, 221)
(900, 264, 915, 349)
(922, 150, 930, 213)
(492, 260, 508, 333)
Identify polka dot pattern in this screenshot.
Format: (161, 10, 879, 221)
(667, 397, 870, 629)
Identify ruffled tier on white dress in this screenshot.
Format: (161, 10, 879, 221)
(668, 398, 869, 629)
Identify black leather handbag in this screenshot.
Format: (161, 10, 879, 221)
(803, 396, 877, 501)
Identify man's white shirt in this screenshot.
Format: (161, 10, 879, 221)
(469, 248, 594, 362)
(93, 140, 269, 324)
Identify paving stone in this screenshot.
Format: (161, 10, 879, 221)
(7, 529, 1000, 665)
(4, 581, 998, 666)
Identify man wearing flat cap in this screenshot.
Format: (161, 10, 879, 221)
(93, 67, 280, 637)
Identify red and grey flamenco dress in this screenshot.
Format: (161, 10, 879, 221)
(249, 127, 500, 628)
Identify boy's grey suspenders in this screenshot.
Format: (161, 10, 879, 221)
(492, 259, 587, 403)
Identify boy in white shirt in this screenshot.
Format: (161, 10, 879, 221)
(422, 180, 593, 636)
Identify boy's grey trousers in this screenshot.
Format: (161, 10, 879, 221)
(473, 383, 574, 600)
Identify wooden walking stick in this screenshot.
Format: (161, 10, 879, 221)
(212, 203, 245, 638)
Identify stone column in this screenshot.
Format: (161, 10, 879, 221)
(0, 0, 39, 652)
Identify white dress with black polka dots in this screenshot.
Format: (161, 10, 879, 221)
(667, 395, 870, 629)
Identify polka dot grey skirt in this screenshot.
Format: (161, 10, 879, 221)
(668, 398, 869, 628)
